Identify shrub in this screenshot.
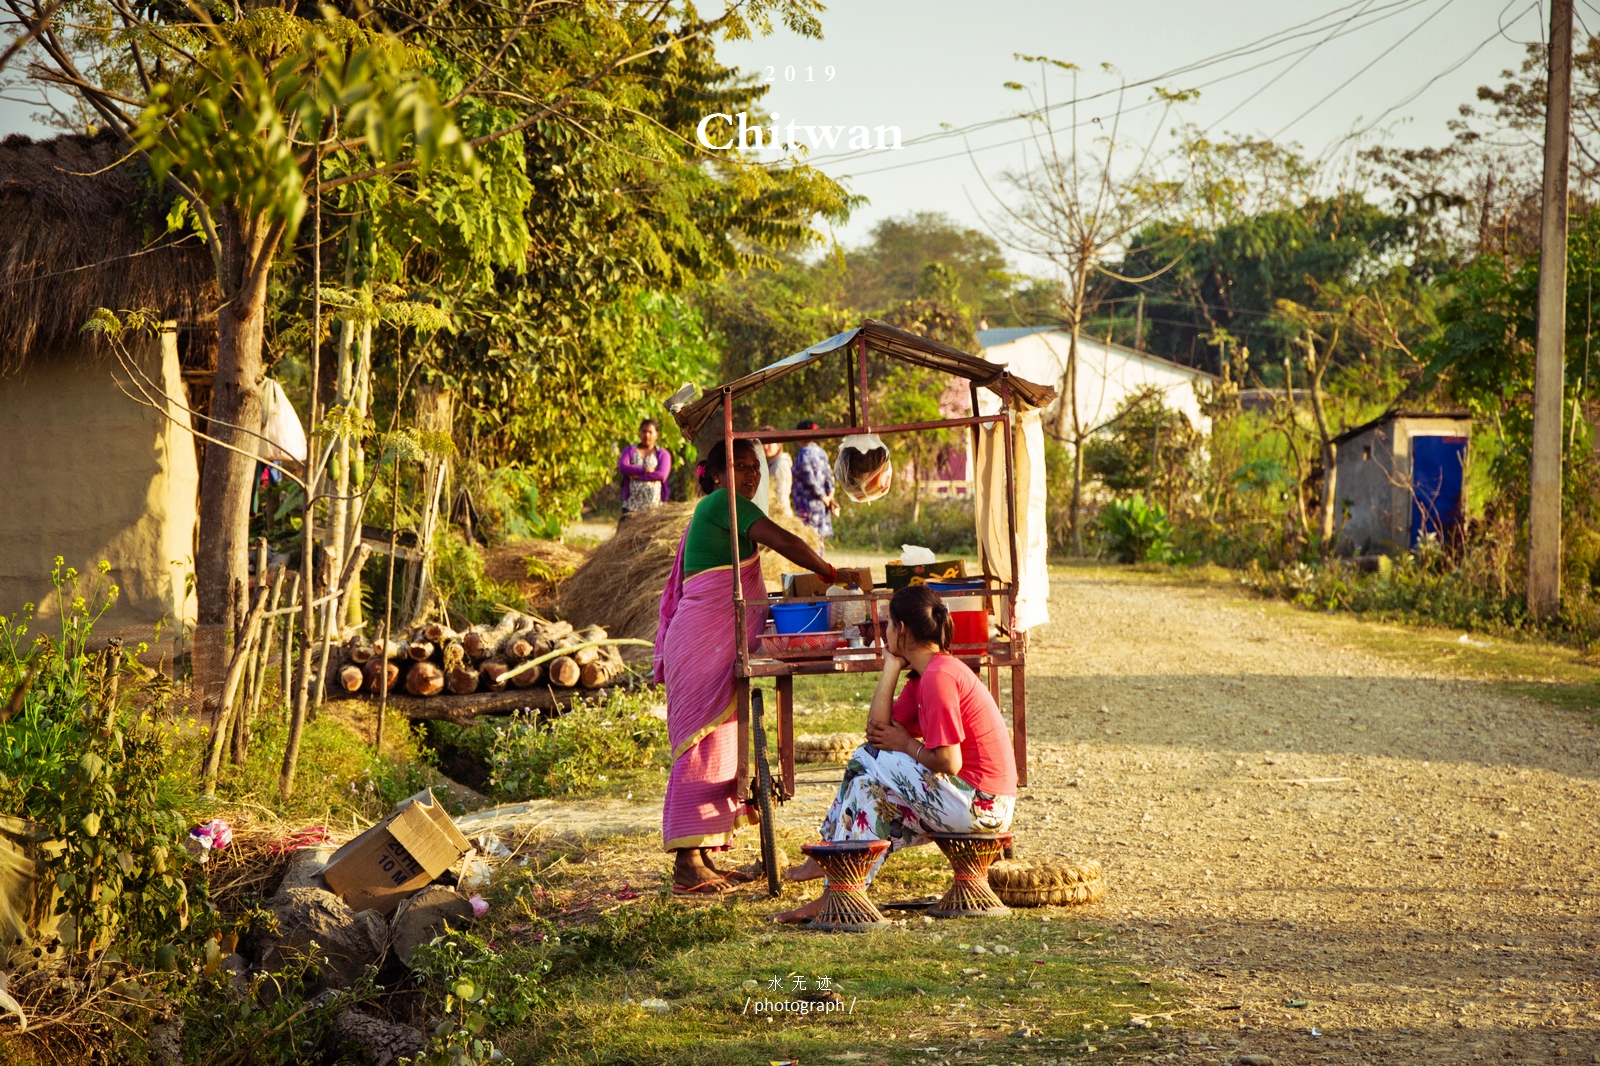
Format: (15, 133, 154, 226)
(0, 560, 204, 960)
(1098, 495, 1179, 564)
(488, 690, 666, 799)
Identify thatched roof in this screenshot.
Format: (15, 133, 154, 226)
(0, 132, 217, 377)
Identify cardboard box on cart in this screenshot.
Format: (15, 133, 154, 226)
(321, 789, 472, 915)
(782, 567, 874, 598)
(884, 559, 966, 589)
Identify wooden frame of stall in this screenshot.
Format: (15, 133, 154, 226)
(671, 319, 1056, 805)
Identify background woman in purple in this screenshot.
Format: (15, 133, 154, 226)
(618, 418, 672, 519)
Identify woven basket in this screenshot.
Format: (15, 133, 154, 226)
(987, 859, 1106, 907)
(793, 733, 862, 764)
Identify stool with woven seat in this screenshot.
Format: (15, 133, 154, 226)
(928, 832, 1014, 918)
(800, 840, 892, 932)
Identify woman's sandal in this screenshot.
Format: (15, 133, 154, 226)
(672, 876, 731, 896)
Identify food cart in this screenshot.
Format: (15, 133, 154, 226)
(670, 319, 1056, 892)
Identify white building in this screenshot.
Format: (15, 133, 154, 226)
(974, 326, 1216, 434)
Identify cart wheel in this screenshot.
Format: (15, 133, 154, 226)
(751, 690, 781, 898)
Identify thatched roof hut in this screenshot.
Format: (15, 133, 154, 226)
(0, 131, 217, 375)
(0, 132, 218, 647)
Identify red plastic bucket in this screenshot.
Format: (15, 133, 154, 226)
(950, 610, 988, 646)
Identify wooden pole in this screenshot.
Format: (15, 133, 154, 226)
(1529, 0, 1574, 620)
(281, 119, 325, 800)
(204, 582, 270, 796)
(281, 571, 301, 715)
(238, 565, 286, 764)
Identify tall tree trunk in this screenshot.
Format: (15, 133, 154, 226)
(192, 209, 275, 713)
(1302, 333, 1339, 554)
(1067, 318, 1084, 556)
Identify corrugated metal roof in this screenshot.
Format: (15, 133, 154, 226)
(975, 325, 1063, 348)
(670, 319, 1057, 440)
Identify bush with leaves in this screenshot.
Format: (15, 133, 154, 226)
(1098, 495, 1180, 564)
(487, 691, 665, 800)
(408, 929, 545, 1065)
(0, 559, 204, 960)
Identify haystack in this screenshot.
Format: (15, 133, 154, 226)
(561, 503, 822, 658)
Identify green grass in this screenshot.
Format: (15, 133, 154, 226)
(484, 836, 1173, 1066)
(172, 683, 446, 823)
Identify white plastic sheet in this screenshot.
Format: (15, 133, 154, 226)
(259, 379, 307, 463)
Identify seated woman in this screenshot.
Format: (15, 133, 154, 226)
(776, 585, 1017, 921)
(655, 438, 836, 895)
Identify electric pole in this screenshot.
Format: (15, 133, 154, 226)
(1529, 0, 1574, 620)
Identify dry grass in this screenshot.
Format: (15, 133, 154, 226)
(485, 538, 593, 612)
(559, 504, 822, 659)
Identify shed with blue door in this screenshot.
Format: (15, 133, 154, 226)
(1331, 410, 1472, 555)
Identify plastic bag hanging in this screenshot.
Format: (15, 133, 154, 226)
(834, 433, 893, 503)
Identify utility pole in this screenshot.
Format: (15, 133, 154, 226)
(1529, 0, 1573, 620)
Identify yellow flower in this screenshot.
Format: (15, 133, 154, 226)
(97, 560, 111, 575)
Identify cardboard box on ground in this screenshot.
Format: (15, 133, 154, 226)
(322, 789, 472, 915)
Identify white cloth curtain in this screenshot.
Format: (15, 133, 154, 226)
(974, 408, 1050, 632)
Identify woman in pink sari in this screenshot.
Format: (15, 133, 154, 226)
(655, 438, 835, 894)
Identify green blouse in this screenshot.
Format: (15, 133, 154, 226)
(683, 488, 765, 574)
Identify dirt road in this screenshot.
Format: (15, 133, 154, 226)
(1001, 566, 1600, 1064)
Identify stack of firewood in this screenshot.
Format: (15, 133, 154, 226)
(331, 612, 628, 698)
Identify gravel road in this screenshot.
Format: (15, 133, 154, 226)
(996, 566, 1600, 1065)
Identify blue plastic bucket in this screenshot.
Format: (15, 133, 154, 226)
(770, 601, 830, 634)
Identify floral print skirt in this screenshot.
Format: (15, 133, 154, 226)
(815, 744, 1016, 884)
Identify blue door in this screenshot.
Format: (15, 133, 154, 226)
(1410, 435, 1468, 547)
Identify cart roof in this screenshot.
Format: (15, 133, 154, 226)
(672, 318, 1058, 439)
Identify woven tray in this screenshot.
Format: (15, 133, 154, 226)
(987, 859, 1106, 907)
(793, 733, 863, 764)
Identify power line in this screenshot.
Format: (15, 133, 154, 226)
(790, 0, 1442, 170)
(1268, 0, 1461, 142)
(796, 0, 1458, 180)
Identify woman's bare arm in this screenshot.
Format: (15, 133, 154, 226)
(747, 516, 833, 578)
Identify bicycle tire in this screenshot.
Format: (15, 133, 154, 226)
(751, 689, 780, 897)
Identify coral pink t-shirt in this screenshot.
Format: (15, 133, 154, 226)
(890, 654, 1018, 796)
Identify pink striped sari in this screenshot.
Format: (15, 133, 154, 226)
(655, 529, 769, 852)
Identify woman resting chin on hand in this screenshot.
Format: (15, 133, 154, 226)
(775, 585, 1018, 924)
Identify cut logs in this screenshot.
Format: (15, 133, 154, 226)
(405, 662, 445, 697)
(364, 658, 399, 694)
(330, 615, 642, 701)
(338, 664, 365, 693)
(580, 658, 625, 688)
(546, 656, 580, 688)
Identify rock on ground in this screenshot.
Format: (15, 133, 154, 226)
(389, 884, 475, 967)
(333, 1010, 425, 1066)
(257, 888, 388, 991)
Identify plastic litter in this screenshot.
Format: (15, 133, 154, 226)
(458, 854, 494, 894)
(0, 971, 25, 1031)
(259, 379, 307, 463)
(639, 997, 671, 1013)
(474, 832, 513, 859)
(900, 544, 937, 565)
(468, 894, 489, 918)
(187, 819, 233, 864)
(834, 433, 892, 502)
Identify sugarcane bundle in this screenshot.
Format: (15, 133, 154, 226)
(986, 859, 1106, 907)
(793, 733, 863, 764)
